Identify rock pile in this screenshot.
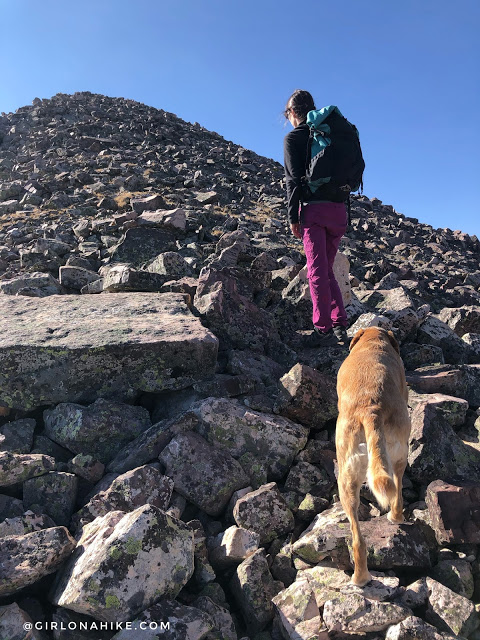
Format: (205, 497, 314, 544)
(0, 92, 480, 639)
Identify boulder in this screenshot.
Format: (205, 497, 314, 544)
(110, 227, 176, 265)
(145, 251, 193, 278)
(23, 472, 78, 526)
(106, 411, 199, 474)
(425, 577, 479, 638)
(0, 292, 218, 411)
(130, 194, 167, 214)
(432, 558, 474, 599)
(208, 525, 260, 569)
(0, 272, 63, 296)
(0, 526, 76, 597)
(72, 464, 173, 529)
(293, 505, 431, 571)
(438, 305, 480, 336)
(272, 574, 324, 640)
(59, 266, 99, 290)
(0, 418, 36, 453)
(298, 564, 400, 606)
(230, 549, 281, 634)
(101, 265, 168, 292)
(193, 267, 281, 353)
(425, 479, 480, 544)
(233, 483, 294, 544)
(417, 316, 470, 364)
(192, 397, 308, 479)
(323, 592, 410, 633)
(159, 432, 249, 516)
(192, 596, 237, 640)
(52, 505, 194, 623)
(408, 400, 480, 484)
(44, 398, 151, 464)
(110, 599, 214, 639)
(275, 364, 337, 430)
(0, 510, 56, 537)
(137, 208, 186, 230)
(0, 603, 46, 640)
(0, 452, 55, 487)
(385, 616, 458, 640)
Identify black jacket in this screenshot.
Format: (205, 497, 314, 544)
(283, 113, 347, 224)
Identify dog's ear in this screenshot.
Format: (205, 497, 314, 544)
(387, 330, 400, 354)
(349, 329, 365, 351)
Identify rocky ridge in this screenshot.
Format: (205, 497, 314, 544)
(0, 92, 480, 639)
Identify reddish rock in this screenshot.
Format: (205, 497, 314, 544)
(425, 479, 480, 544)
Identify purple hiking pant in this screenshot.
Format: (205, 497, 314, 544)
(301, 201, 348, 333)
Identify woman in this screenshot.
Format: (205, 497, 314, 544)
(283, 89, 349, 347)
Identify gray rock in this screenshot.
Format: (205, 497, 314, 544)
(194, 267, 281, 353)
(131, 194, 167, 214)
(0, 451, 55, 487)
(52, 505, 194, 623)
(110, 227, 176, 265)
(401, 343, 445, 370)
(293, 505, 431, 571)
(101, 265, 168, 292)
(146, 251, 193, 278)
(426, 479, 480, 544)
(0, 526, 76, 597)
(0, 494, 24, 521)
(59, 266, 99, 290)
(283, 461, 333, 498)
(0, 510, 56, 537)
(425, 576, 479, 637)
(271, 574, 323, 640)
(0, 418, 36, 453)
(385, 615, 459, 640)
(192, 596, 237, 640)
(438, 305, 480, 336)
(192, 397, 308, 479)
(323, 592, 410, 633)
(417, 315, 469, 364)
(44, 398, 151, 464)
(209, 525, 260, 569)
(432, 558, 474, 599)
(110, 599, 214, 640)
(0, 602, 46, 640)
(233, 483, 294, 545)
(0, 272, 63, 296)
(0, 293, 218, 411)
(106, 411, 199, 474)
(408, 400, 480, 484)
(23, 472, 78, 526)
(230, 549, 281, 634)
(397, 577, 429, 609)
(72, 464, 173, 530)
(274, 364, 337, 430)
(159, 432, 249, 516)
(137, 208, 187, 230)
(67, 454, 105, 483)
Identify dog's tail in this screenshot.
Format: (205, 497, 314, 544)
(363, 413, 396, 510)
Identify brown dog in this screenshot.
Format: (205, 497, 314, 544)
(336, 327, 411, 586)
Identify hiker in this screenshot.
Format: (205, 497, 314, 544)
(283, 89, 363, 347)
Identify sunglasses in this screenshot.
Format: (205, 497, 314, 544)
(284, 107, 292, 118)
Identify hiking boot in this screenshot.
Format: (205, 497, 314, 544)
(304, 328, 338, 348)
(333, 325, 349, 346)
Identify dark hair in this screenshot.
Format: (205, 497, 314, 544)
(284, 89, 316, 121)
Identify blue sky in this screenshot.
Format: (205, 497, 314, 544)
(1, 0, 479, 237)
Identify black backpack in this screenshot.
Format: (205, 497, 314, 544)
(302, 106, 365, 207)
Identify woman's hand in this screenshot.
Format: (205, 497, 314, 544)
(290, 223, 302, 239)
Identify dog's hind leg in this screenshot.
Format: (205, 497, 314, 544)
(387, 455, 407, 524)
(338, 446, 372, 587)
